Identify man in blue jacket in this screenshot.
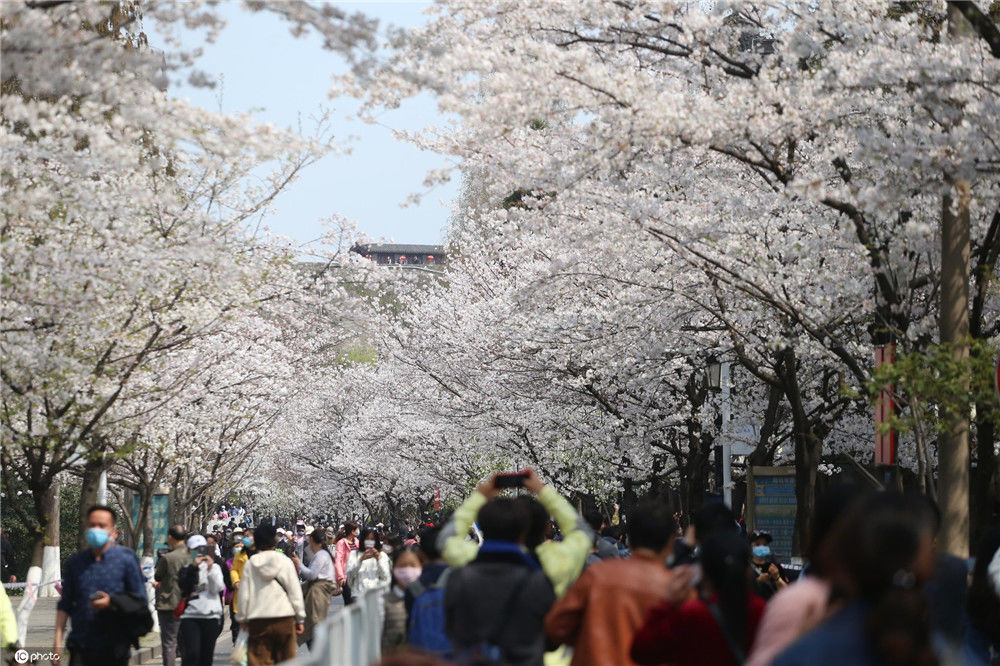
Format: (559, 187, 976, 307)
(54, 505, 147, 666)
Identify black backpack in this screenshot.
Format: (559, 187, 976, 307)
(178, 563, 199, 598)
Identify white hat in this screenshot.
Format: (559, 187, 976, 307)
(232, 527, 244, 534)
(276, 528, 286, 536)
(186, 535, 207, 550)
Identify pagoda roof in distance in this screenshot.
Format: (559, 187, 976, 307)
(351, 243, 444, 255)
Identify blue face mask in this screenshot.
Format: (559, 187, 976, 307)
(752, 545, 771, 559)
(85, 528, 110, 549)
(242, 537, 252, 548)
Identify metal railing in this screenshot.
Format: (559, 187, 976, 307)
(289, 588, 383, 666)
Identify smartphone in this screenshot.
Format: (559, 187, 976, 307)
(89, 591, 103, 601)
(494, 471, 528, 489)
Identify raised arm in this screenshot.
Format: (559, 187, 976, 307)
(438, 477, 497, 567)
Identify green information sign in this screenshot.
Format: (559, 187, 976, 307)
(132, 493, 170, 558)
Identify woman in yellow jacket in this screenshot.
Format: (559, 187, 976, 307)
(228, 533, 252, 644)
(1, 583, 18, 652)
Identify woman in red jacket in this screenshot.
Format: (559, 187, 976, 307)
(631, 530, 766, 666)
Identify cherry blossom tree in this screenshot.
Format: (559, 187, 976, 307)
(329, 0, 999, 553)
(1, 0, 376, 587)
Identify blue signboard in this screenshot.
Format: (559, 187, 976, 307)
(749, 467, 797, 560)
(132, 494, 170, 558)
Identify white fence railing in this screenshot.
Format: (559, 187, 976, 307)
(289, 588, 383, 666)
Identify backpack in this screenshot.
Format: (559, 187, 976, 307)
(454, 568, 531, 665)
(407, 568, 452, 655)
(177, 563, 199, 598)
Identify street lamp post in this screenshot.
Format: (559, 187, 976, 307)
(706, 355, 733, 509)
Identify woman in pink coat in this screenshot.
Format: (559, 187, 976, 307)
(334, 521, 360, 604)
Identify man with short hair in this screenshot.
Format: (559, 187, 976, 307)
(749, 530, 787, 601)
(445, 496, 556, 665)
(55, 505, 147, 666)
(155, 525, 189, 666)
(545, 498, 678, 666)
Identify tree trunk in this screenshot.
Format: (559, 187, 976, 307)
(778, 348, 819, 555)
(682, 445, 708, 517)
(78, 457, 105, 550)
(142, 503, 154, 558)
(36, 481, 61, 597)
(939, 185, 971, 557)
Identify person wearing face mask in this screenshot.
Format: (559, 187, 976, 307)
(291, 528, 339, 647)
(346, 527, 392, 615)
(54, 505, 147, 666)
(382, 548, 423, 653)
(155, 525, 190, 666)
(334, 521, 360, 605)
(204, 534, 232, 608)
(749, 532, 787, 601)
(229, 530, 254, 644)
(178, 536, 226, 666)
(383, 533, 403, 556)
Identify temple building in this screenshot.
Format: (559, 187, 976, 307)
(350, 243, 447, 269)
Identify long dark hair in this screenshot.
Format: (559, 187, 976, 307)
(699, 530, 751, 645)
(359, 526, 383, 552)
(967, 524, 1000, 645)
(335, 521, 358, 542)
(835, 493, 937, 666)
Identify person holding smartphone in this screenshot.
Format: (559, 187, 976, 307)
(54, 505, 147, 666)
(437, 468, 593, 598)
(345, 527, 392, 604)
(178, 535, 226, 666)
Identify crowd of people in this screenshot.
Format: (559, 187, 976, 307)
(8, 469, 998, 666)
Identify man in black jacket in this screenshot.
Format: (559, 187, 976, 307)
(445, 497, 555, 666)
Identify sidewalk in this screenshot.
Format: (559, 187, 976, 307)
(14, 593, 342, 665)
(16, 597, 173, 665)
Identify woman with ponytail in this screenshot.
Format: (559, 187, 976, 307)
(631, 530, 765, 665)
(773, 492, 938, 666)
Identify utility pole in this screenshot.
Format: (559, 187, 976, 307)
(721, 361, 733, 509)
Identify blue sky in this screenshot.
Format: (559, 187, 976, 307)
(158, 1, 457, 247)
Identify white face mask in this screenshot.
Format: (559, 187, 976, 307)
(364, 539, 376, 550)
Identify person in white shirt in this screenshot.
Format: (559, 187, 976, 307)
(291, 528, 339, 647)
(346, 526, 392, 623)
(179, 535, 226, 666)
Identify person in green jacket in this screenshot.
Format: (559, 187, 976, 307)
(436, 468, 593, 598)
